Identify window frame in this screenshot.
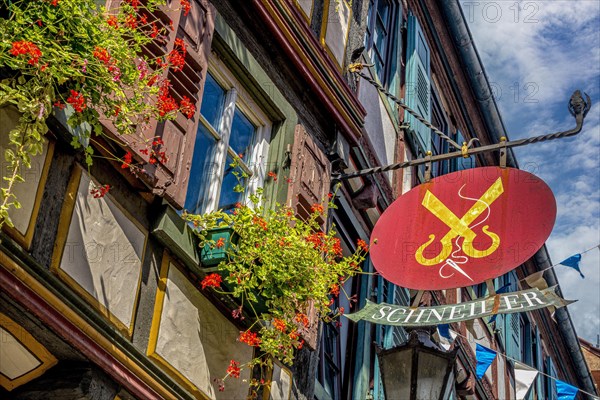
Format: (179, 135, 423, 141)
(365, 0, 400, 87)
(186, 55, 272, 214)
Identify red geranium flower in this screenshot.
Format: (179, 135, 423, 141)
(238, 331, 261, 347)
(226, 360, 241, 379)
(201, 273, 222, 289)
(10, 40, 42, 65)
(179, 96, 196, 119)
(311, 203, 324, 214)
(357, 239, 369, 252)
(66, 90, 86, 113)
(181, 0, 191, 16)
(121, 151, 133, 169)
(273, 318, 286, 332)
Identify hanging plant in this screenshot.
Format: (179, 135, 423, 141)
(0, 0, 193, 227)
(183, 184, 369, 391)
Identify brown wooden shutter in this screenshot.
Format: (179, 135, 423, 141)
(101, 0, 216, 209)
(286, 124, 332, 350)
(286, 124, 332, 222)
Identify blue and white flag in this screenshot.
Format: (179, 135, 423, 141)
(514, 362, 538, 400)
(559, 254, 584, 278)
(437, 324, 458, 351)
(475, 344, 496, 379)
(556, 379, 579, 400)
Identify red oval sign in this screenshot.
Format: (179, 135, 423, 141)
(370, 167, 556, 290)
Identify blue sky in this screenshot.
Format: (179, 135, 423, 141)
(461, 0, 600, 344)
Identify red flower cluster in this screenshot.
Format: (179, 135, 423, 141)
(306, 231, 327, 252)
(226, 360, 241, 379)
(201, 273, 222, 289)
(67, 90, 86, 113)
(357, 239, 369, 252)
(140, 137, 168, 165)
(331, 237, 343, 257)
(149, 22, 161, 38)
(181, 0, 192, 16)
(93, 46, 111, 64)
(311, 203, 324, 214)
(121, 151, 133, 169)
(90, 184, 111, 199)
(10, 40, 42, 65)
(106, 15, 118, 28)
(215, 237, 226, 248)
(273, 318, 286, 332)
(295, 313, 309, 328)
(252, 216, 268, 231)
(125, 0, 140, 9)
(267, 171, 277, 181)
(125, 13, 137, 29)
(179, 96, 196, 119)
(157, 80, 178, 117)
(289, 331, 299, 340)
(329, 283, 340, 297)
(239, 330, 261, 347)
(48, 0, 59, 6)
(167, 38, 187, 72)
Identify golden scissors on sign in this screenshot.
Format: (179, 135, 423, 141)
(415, 177, 504, 266)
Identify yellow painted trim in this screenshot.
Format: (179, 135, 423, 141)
(0, 251, 179, 400)
(50, 165, 147, 339)
(147, 251, 211, 400)
(3, 140, 55, 250)
(0, 312, 58, 391)
(265, 0, 360, 133)
(294, 0, 313, 23)
(262, 360, 293, 400)
(319, 0, 352, 71)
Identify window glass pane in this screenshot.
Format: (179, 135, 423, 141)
(218, 156, 245, 211)
(200, 72, 226, 129)
(376, 0, 390, 25)
(229, 108, 256, 159)
(185, 124, 218, 213)
(374, 20, 388, 56)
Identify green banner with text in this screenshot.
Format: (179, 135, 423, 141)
(345, 286, 573, 326)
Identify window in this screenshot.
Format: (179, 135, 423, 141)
(185, 60, 271, 214)
(365, 0, 399, 86)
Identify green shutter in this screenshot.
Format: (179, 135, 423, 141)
(405, 12, 431, 154)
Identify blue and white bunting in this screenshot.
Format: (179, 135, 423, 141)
(437, 324, 458, 350)
(514, 362, 538, 400)
(559, 254, 584, 278)
(556, 379, 579, 400)
(475, 344, 497, 379)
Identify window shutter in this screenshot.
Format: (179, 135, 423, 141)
(286, 124, 332, 221)
(101, 0, 216, 209)
(546, 357, 558, 399)
(405, 12, 431, 154)
(286, 124, 332, 350)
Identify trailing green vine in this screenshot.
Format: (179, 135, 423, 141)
(183, 181, 370, 392)
(0, 0, 193, 227)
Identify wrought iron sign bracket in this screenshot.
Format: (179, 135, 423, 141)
(335, 65, 591, 182)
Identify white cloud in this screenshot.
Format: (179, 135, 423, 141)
(463, 0, 600, 342)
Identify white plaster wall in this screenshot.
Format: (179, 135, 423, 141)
(296, 0, 313, 19)
(324, 0, 350, 65)
(0, 128, 48, 235)
(59, 171, 145, 330)
(358, 70, 397, 183)
(155, 264, 253, 399)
